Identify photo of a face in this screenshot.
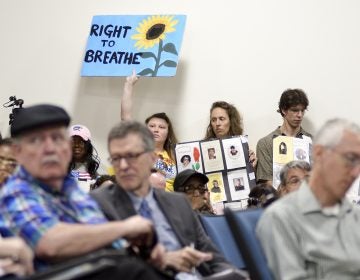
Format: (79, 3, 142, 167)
(210, 180, 221, 193)
(180, 154, 191, 168)
(295, 148, 307, 160)
(233, 177, 244, 191)
(229, 145, 238, 156)
(208, 148, 216, 160)
(279, 142, 287, 155)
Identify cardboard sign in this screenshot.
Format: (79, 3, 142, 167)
(81, 15, 187, 77)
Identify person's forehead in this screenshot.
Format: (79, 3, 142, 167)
(288, 104, 305, 110)
(147, 117, 168, 126)
(287, 167, 309, 179)
(109, 134, 144, 152)
(211, 107, 229, 118)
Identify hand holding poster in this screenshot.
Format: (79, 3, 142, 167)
(81, 15, 186, 77)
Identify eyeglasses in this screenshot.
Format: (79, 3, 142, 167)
(108, 150, 148, 165)
(184, 184, 207, 195)
(0, 156, 17, 170)
(286, 177, 302, 186)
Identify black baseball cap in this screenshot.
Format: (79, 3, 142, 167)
(173, 169, 209, 192)
(11, 104, 71, 137)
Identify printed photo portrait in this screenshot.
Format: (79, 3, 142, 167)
(207, 148, 216, 160)
(222, 137, 246, 169)
(279, 142, 287, 155)
(229, 145, 238, 157)
(295, 148, 307, 160)
(180, 154, 191, 168)
(201, 140, 224, 173)
(233, 177, 245, 191)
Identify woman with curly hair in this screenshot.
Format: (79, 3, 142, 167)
(204, 101, 257, 167)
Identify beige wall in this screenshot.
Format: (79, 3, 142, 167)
(1, 0, 359, 169)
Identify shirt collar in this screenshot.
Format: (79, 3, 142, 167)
(298, 181, 353, 216)
(127, 187, 155, 212)
(272, 126, 306, 138)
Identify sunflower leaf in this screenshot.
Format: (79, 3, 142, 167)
(161, 60, 177, 68)
(137, 68, 154, 76)
(140, 52, 156, 60)
(162, 43, 178, 55)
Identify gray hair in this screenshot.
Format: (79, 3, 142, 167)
(279, 160, 311, 186)
(314, 118, 360, 148)
(108, 121, 155, 151)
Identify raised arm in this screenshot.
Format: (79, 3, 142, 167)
(121, 70, 139, 121)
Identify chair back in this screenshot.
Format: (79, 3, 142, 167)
(199, 214, 245, 269)
(224, 208, 273, 280)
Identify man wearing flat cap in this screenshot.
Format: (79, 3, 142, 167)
(0, 104, 171, 279)
(173, 169, 214, 215)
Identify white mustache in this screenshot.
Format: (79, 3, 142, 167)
(41, 155, 60, 165)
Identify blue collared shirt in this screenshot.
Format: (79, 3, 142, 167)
(127, 188, 181, 251)
(127, 189, 200, 280)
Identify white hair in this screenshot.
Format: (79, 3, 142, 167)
(314, 118, 360, 148)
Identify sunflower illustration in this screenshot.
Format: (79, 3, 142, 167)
(131, 15, 178, 50)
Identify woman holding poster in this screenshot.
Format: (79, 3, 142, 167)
(121, 71, 178, 192)
(204, 101, 257, 167)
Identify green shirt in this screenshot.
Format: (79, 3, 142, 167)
(256, 182, 360, 279)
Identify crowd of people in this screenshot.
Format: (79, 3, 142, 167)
(0, 75, 359, 279)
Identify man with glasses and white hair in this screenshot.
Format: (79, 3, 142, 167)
(256, 118, 360, 279)
(277, 160, 311, 197)
(92, 120, 246, 279)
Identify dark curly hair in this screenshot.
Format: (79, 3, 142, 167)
(277, 89, 309, 117)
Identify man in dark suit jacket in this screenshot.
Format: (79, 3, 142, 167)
(92, 121, 245, 279)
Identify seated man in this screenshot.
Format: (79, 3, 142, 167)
(277, 160, 311, 197)
(0, 104, 169, 280)
(91, 121, 245, 279)
(256, 118, 360, 279)
(173, 169, 214, 214)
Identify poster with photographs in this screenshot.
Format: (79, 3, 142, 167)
(175, 136, 256, 213)
(207, 172, 227, 203)
(200, 140, 225, 173)
(273, 136, 312, 188)
(227, 169, 250, 200)
(175, 141, 203, 173)
(222, 137, 246, 169)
